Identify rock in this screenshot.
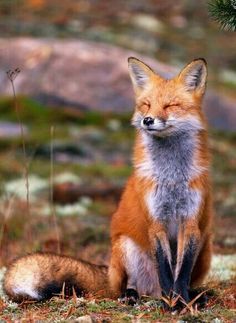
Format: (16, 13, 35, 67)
(208, 254, 236, 281)
(55, 201, 88, 217)
(0, 38, 235, 130)
(204, 91, 236, 131)
(4, 175, 48, 200)
(219, 69, 236, 86)
(131, 14, 165, 33)
(0, 121, 28, 138)
(53, 181, 123, 204)
(54, 172, 81, 185)
(0, 38, 173, 112)
(0, 267, 7, 299)
(75, 315, 93, 323)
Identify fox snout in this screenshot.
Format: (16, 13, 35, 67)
(142, 116, 166, 127)
(141, 116, 168, 133)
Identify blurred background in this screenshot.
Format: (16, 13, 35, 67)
(0, 0, 235, 269)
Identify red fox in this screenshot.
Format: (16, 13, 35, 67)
(4, 57, 213, 306)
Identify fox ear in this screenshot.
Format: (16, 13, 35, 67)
(178, 58, 207, 95)
(128, 57, 156, 95)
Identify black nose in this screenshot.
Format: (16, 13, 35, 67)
(143, 117, 154, 126)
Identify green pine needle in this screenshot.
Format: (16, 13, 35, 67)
(208, 0, 236, 31)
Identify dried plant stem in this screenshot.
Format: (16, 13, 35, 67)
(50, 125, 61, 254)
(7, 69, 32, 247)
(7, 69, 30, 216)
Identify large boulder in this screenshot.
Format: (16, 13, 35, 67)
(0, 38, 235, 130)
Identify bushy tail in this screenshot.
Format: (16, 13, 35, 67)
(4, 253, 109, 302)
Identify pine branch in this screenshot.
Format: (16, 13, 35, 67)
(208, 0, 236, 31)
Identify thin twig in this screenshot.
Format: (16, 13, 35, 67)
(6, 68, 32, 247)
(7, 69, 29, 209)
(50, 125, 61, 254)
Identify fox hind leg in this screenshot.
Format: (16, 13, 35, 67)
(190, 234, 212, 288)
(185, 234, 212, 307)
(111, 236, 160, 305)
(120, 288, 139, 305)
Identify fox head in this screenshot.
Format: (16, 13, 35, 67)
(128, 57, 207, 137)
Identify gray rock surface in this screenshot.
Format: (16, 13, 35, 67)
(0, 38, 235, 130)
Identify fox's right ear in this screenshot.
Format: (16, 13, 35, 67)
(178, 58, 207, 96)
(128, 57, 156, 95)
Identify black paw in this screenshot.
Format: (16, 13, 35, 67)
(173, 282, 190, 305)
(165, 289, 209, 311)
(119, 289, 139, 305)
(160, 299, 172, 311)
(161, 292, 185, 312)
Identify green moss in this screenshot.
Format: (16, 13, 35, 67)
(96, 300, 118, 310)
(0, 96, 53, 123)
(211, 129, 236, 143)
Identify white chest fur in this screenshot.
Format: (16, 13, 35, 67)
(136, 132, 203, 233)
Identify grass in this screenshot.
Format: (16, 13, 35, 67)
(0, 282, 235, 322)
(0, 96, 235, 321)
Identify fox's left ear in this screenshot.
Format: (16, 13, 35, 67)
(178, 58, 207, 96)
(128, 57, 157, 95)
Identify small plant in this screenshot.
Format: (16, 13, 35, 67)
(50, 125, 60, 254)
(208, 0, 236, 31)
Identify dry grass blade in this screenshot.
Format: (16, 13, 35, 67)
(161, 294, 180, 308)
(19, 299, 37, 307)
(64, 305, 75, 319)
(50, 125, 61, 254)
(187, 290, 208, 308)
(72, 286, 78, 304)
(61, 282, 66, 300)
(160, 295, 170, 306)
(179, 290, 209, 315)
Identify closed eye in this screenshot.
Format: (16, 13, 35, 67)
(163, 103, 181, 110)
(138, 102, 151, 114)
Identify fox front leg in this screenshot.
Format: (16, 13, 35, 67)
(173, 220, 201, 303)
(150, 223, 174, 298)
